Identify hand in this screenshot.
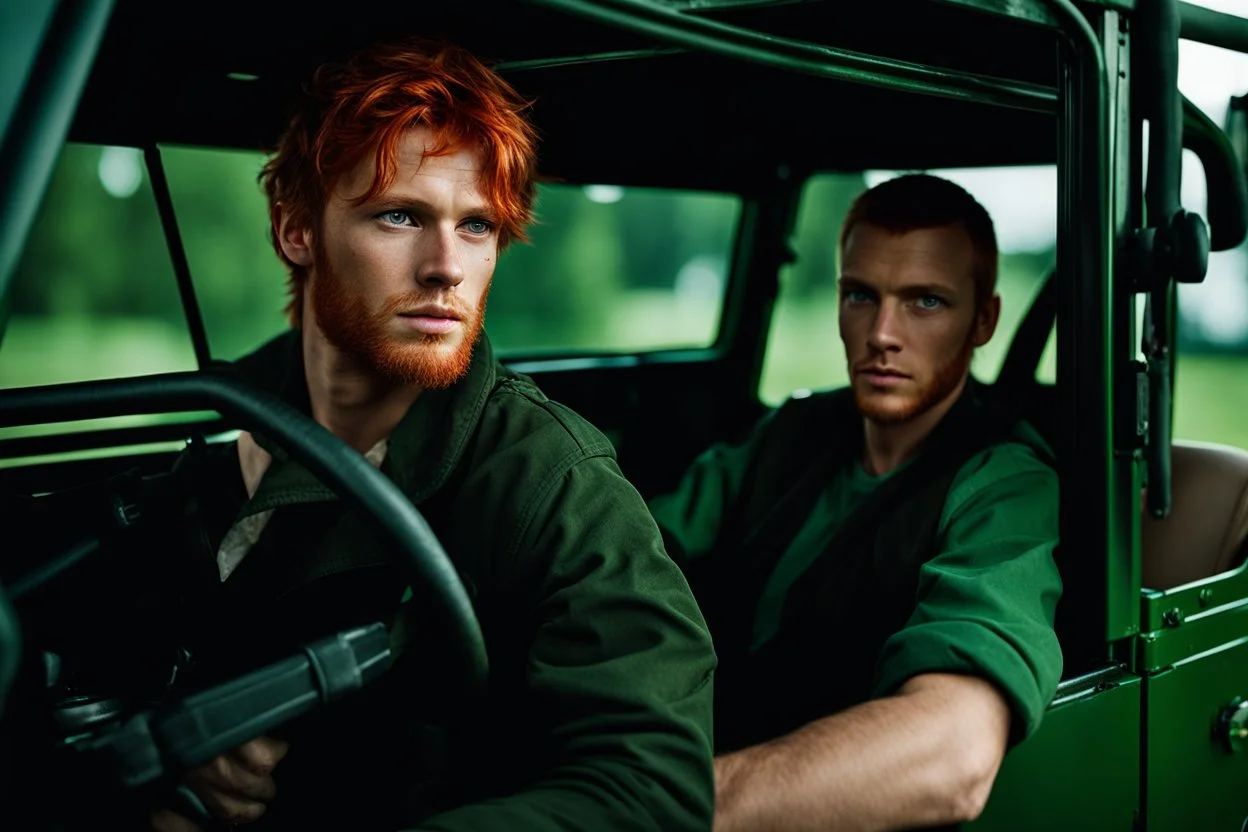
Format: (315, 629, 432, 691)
(149, 735, 291, 830)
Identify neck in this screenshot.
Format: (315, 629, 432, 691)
(860, 376, 968, 476)
(301, 307, 421, 455)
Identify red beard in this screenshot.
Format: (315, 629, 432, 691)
(309, 262, 487, 389)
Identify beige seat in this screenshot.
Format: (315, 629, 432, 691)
(1141, 440, 1248, 590)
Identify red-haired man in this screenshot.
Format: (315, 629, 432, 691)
(149, 38, 715, 832)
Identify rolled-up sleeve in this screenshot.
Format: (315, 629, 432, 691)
(871, 443, 1063, 743)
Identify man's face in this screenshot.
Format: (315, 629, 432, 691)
(838, 222, 998, 425)
(299, 126, 499, 388)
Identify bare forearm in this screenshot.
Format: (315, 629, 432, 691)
(713, 673, 1010, 832)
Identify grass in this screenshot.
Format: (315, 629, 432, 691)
(1173, 354, 1248, 447)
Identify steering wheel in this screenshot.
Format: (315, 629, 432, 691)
(0, 368, 488, 821)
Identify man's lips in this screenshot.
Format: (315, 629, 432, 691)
(856, 367, 910, 387)
(397, 306, 463, 335)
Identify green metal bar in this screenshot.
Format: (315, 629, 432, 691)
(664, 0, 1132, 27)
(493, 46, 684, 72)
(1179, 1, 1248, 54)
(520, 0, 1059, 113)
(922, 0, 1062, 27)
(1050, 662, 1135, 707)
(1138, 600, 1248, 670)
(1105, 10, 1143, 649)
(1141, 561, 1248, 631)
(0, 0, 116, 319)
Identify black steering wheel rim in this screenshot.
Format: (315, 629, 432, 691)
(0, 369, 488, 693)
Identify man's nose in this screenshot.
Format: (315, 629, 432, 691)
(866, 300, 904, 352)
(415, 224, 466, 289)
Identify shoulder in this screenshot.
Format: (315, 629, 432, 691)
(483, 363, 617, 463)
(941, 416, 1059, 531)
(955, 411, 1055, 482)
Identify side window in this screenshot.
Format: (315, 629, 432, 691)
(3, 144, 741, 385)
(1172, 36, 1248, 450)
(1, 144, 195, 389)
(163, 148, 743, 360)
(163, 149, 742, 360)
(489, 184, 739, 355)
(759, 167, 1056, 405)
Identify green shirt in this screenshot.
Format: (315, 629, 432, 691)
(750, 456, 896, 649)
(649, 395, 1063, 740)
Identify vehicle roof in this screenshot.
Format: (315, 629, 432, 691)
(70, 0, 1070, 190)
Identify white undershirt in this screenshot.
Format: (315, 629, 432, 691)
(216, 438, 390, 582)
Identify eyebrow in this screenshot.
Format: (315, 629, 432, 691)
(364, 194, 498, 221)
(838, 276, 960, 296)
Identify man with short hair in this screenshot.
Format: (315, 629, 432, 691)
(649, 173, 1063, 832)
(149, 37, 716, 832)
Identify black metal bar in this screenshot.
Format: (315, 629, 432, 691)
(0, 0, 116, 313)
(1183, 94, 1248, 252)
(1179, 2, 1248, 54)
(519, 0, 1059, 113)
(144, 145, 212, 369)
(1138, 0, 1183, 520)
(0, 371, 487, 691)
(0, 580, 19, 718)
(1043, 0, 1113, 661)
(725, 180, 801, 402)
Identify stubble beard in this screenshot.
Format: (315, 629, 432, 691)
(852, 332, 976, 426)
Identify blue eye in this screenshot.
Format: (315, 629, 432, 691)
(916, 295, 943, 310)
(844, 289, 873, 304)
(464, 219, 492, 235)
(380, 210, 410, 225)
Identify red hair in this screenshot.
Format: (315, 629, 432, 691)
(259, 37, 539, 326)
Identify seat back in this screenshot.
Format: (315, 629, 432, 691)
(995, 270, 1248, 592)
(1141, 440, 1248, 590)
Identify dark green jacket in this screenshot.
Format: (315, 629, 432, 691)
(650, 383, 1062, 753)
(180, 330, 716, 831)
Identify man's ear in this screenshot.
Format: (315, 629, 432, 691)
(274, 203, 314, 267)
(971, 292, 1002, 348)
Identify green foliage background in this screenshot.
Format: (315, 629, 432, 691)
(2, 144, 1245, 452)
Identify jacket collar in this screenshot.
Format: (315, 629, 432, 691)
(224, 328, 498, 511)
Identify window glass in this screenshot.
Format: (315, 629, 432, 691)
(759, 167, 1056, 405)
(489, 184, 739, 354)
(3, 143, 741, 405)
(160, 147, 742, 361)
(1, 144, 195, 390)
(1172, 37, 1248, 449)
